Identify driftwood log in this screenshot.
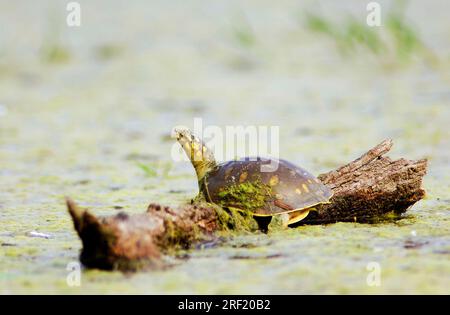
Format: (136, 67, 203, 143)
(67, 139, 427, 270)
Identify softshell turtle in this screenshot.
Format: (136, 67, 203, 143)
(174, 128, 332, 231)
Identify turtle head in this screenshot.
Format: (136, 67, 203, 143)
(174, 128, 216, 181)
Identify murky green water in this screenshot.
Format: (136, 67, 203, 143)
(1, 0, 449, 294)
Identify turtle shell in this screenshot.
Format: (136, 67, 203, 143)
(202, 157, 332, 216)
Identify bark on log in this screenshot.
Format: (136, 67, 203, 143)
(66, 139, 427, 270)
(303, 139, 428, 224)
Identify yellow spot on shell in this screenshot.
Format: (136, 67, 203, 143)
(202, 146, 207, 152)
(302, 184, 310, 193)
(295, 188, 302, 194)
(269, 175, 279, 186)
(239, 172, 248, 183)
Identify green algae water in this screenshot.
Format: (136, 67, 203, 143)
(0, 1, 449, 294)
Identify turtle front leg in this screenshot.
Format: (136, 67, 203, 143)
(253, 216, 272, 233)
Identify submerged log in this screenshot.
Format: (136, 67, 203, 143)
(67, 139, 427, 270)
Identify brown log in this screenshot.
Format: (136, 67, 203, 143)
(66, 139, 427, 271)
(303, 139, 428, 224)
(67, 199, 219, 270)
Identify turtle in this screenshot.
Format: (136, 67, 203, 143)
(174, 128, 332, 231)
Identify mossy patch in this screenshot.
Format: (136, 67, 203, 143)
(214, 206, 258, 233)
(189, 197, 258, 233)
(216, 179, 273, 212)
(161, 218, 204, 253)
(207, 179, 275, 233)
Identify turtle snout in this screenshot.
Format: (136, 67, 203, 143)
(172, 128, 185, 141)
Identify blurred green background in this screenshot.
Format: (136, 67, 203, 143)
(0, 0, 449, 294)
